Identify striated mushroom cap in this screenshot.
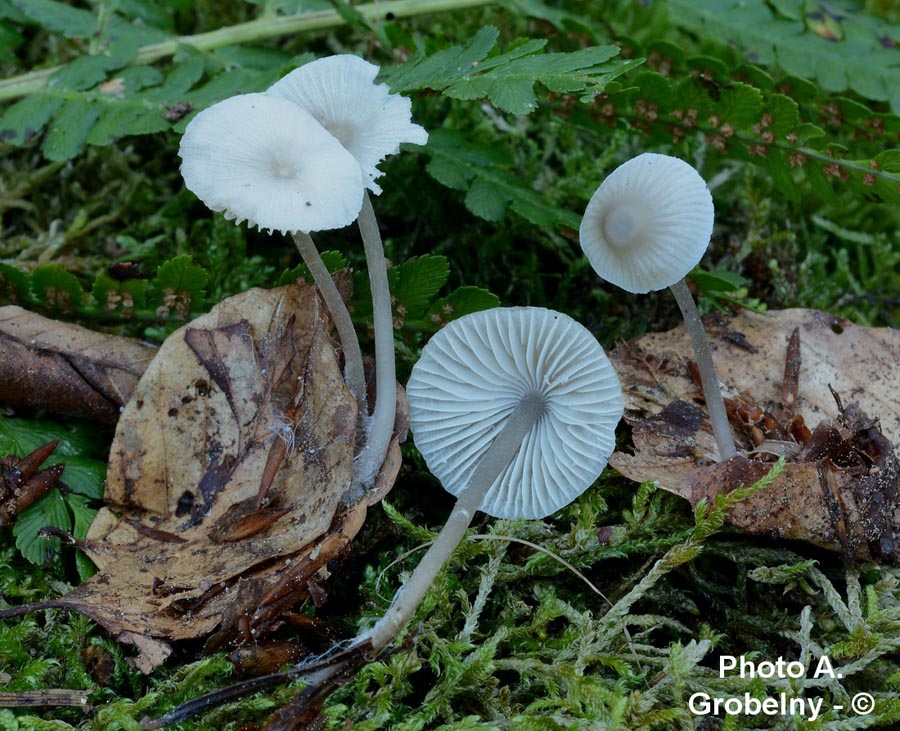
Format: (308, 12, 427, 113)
(407, 307, 623, 520)
(267, 55, 428, 195)
(579, 153, 714, 294)
(179, 93, 364, 234)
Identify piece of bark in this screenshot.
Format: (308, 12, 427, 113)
(0, 306, 157, 422)
(0, 689, 92, 709)
(0, 440, 65, 526)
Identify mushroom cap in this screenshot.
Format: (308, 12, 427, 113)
(579, 153, 714, 294)
(179, 93, 364, 234)
(267, 55, 428, 195)
(407, 307, 623, 520)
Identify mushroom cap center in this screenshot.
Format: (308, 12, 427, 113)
(601, 204, 640, 248)
(270, 159, 297, 179)
(518, 389, 549, 420)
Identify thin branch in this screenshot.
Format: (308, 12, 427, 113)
(0, 0, 495, 102)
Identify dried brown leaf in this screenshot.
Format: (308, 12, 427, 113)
(0, 284, 405, 670)
(0, 306, 157, 422)
(610, 308, 900, 560)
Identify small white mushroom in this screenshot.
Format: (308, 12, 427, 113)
(267, 55, 428, 195)
(408, 307, 623, 519)
(268, 55, 429, 489)
(364, 306, 623, 650)
(179, 93, 363, 234)
(178, 92, 368, 414)
(579, 153, 736, 460)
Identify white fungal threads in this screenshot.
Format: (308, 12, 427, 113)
(269, 417, 298, 456)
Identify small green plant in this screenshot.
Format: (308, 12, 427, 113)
(0, 413, 106, 576)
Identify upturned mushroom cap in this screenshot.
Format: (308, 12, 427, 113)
(267, 55, 428, 195)
(407, 307, 623, 520)
(579, 153, 714, 294)
(179, 93, 364, 234)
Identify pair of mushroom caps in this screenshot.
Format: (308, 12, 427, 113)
(407, 153, 733, 526)
(179, 54, 427, 234)
(178, 55, 428, 489)
(369, 153, 735, 651)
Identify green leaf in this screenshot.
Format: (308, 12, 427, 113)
(634, 71, 674, 111)
(0, 21, 23, 63)
(0, 93, 64, 145)
(50, 55, 121, 91)
(69, 494, 98, 580)
(42, 99, 103, 161)
(55, 457, 106, 500)
(276, 251, 348, 286)
(765, 93, 800, 141)
(445, 44, 626, 114)
(181, 67, 284, 116)
(668, 0, 900, 111)
(425, 286, 500, 326)
(90, 271, 148, 314)
(0, 263, 31, 303)
(464, 179, 509, 221)
(12, 0, 95, 39)
(497, 0, 593, 33)
(0, 412, 108, 460)
(154, 55, 206, 98)
(385, 26, 500, 93)
(212, 45, 292, 71)
(387, 28, 632, 112)
(86, 103, 169, 146)
(425, 129, 580, 229)
(13, 488, 70, 565)
(717, 83, 762, 130)
(426, 156, 469, 191)
(759, 149, 799, 201)
(68, 493, 97, 540)
(115, 0, 176, 31)
(691, 270, 749, 293)
(390, 255, 450, 320)
(874, 150, 900, 174)
(803, 160, 841, 207)
(30, 264, 86, 313)
(325, 0, 372, 37)
(148, 255, 208, 317)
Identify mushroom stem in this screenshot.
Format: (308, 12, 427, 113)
(365, 390, 546, 651)
(291, 231, 366, 414)
(354, 191, 396, 487)
(669, 278, 736, 460)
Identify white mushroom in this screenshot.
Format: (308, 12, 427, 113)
(268, 55, 430, 489)
(408, 307, 623, 519)
(364, 306, 623, 650)
(579, 153, 736, 460)
(178, 92, 368, 414)
(267, 55, 428, 195)
(179, 92, 363, 234)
